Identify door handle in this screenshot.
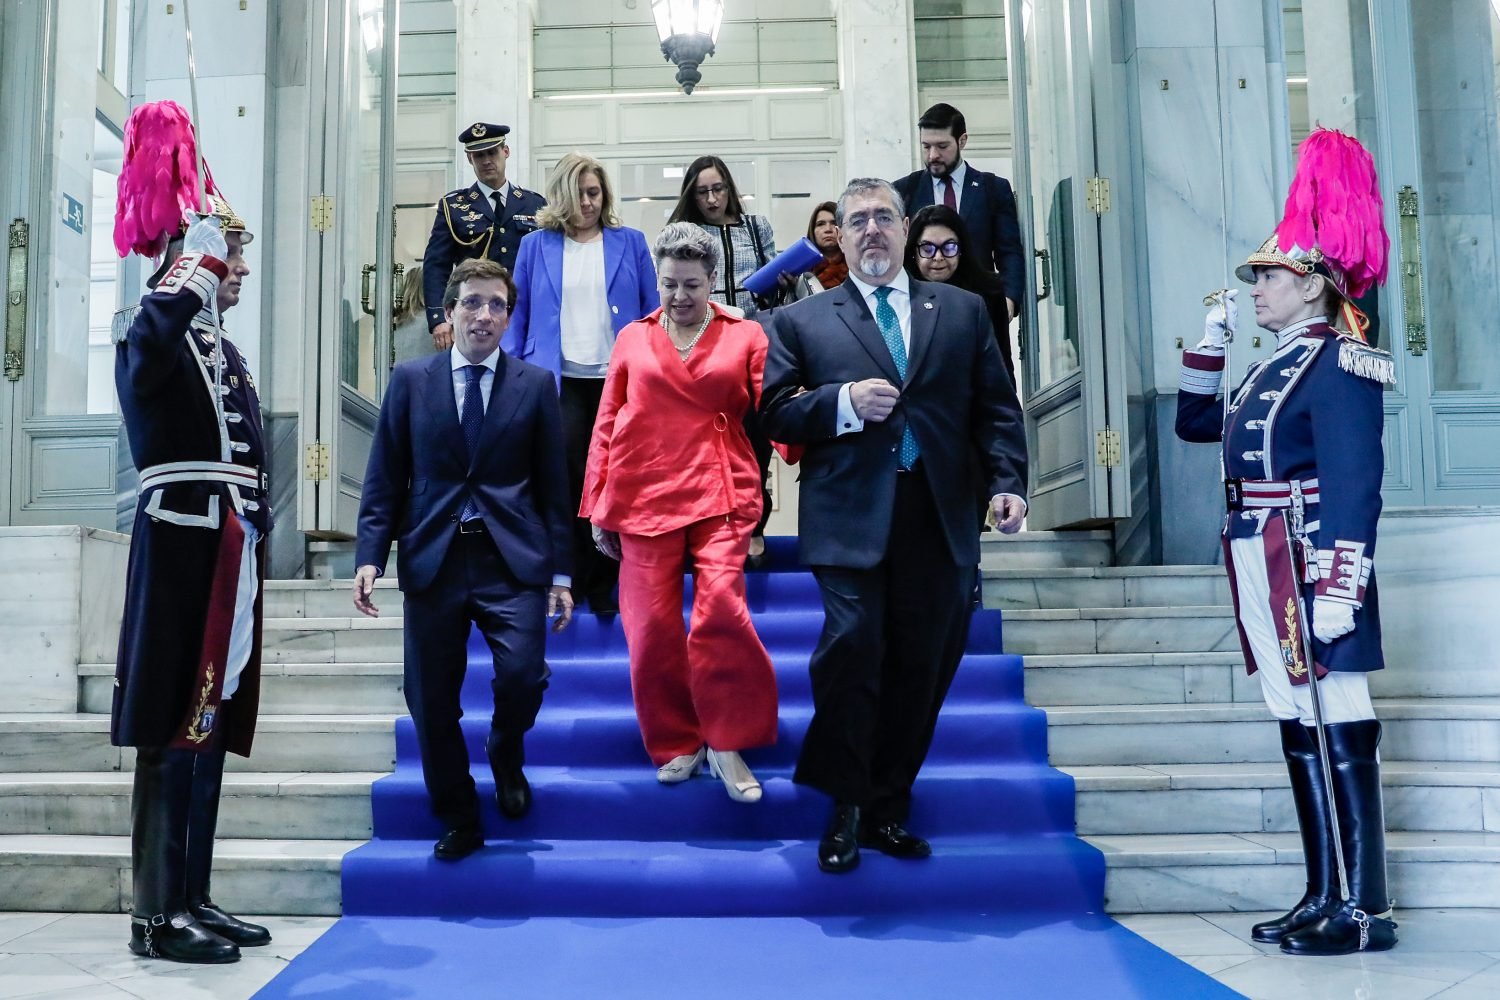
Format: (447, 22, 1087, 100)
(1034, 247, 1052, 303)
(392, 261, 406, 313)
(5, 219, 29, 381)
(360, 263, 376, 317)
(1397, 185, 1427, 356)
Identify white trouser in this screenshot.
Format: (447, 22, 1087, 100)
(1228, 535, 1376, 726)
(222, 516, 260, 701)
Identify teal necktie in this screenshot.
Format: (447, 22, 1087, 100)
(873, 286, 919, 469)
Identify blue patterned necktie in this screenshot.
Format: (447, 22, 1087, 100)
(459, 364, 485, 521)
(873, 287, 920, 469)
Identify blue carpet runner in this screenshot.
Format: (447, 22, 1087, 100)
(258, 537, 1242, 997)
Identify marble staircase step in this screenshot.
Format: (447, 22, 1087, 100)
(0, 834, 353, 915)
(0, 772, 379, 840)
(983, 566, 1231, 610)
(979, 530, 1113, 570)
(77, 662, 413, 716)
(250, 606, 1234, 663)
(1065, 760, 1500, 836)
(1023, 652, 1255, 707)
(1043, 699, 1500, 766)
(0, 714, 399, 773)
(1086, 830, 1500, 913)
(1001, 607, 1238, 656)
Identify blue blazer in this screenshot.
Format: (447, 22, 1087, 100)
(355, 350, 573, 593)
(503, 225, 659, 386)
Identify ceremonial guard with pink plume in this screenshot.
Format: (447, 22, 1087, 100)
(110, 100, 272, 964)
(1177, 128, 1399, 956)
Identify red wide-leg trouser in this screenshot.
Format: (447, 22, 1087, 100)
(618, 513, 778, 765)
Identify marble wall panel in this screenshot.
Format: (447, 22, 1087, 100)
(0, 529, 82, 712)
(837, 0, 915, 179)
(78, 529, 128, 666)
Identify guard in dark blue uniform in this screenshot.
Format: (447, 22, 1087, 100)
(113, 193, 272, 964)
(1177, 128, 1398, 957)
(421, 121, 547, 345)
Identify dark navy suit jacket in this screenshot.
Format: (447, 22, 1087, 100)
(356, 349, 572, 593)
(894, 165, 1027, 309)
(760, 279, 1027, 570)
(422, 181, 547, 332)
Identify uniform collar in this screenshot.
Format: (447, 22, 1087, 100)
(475, 180, 510, 204)
(1275, 315, 1329, 349)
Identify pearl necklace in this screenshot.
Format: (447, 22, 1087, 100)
(664, 310, 712, 356)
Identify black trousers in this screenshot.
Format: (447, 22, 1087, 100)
(561, 376, 619, 600)
(403, 531, 549, 831)
(794, 469, 974, 824)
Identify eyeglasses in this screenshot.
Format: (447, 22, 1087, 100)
(845, 209, 900, 231)
(917, 240, 961, 259)
(693, 183, 728, 199)
(457, 295, 509, 315)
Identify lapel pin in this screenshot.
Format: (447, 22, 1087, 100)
(924, 302, 934, 309)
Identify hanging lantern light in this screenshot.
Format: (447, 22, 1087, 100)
(651, 0, 724, 95)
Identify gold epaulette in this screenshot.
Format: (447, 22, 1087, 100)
(111, 306, 140, 345)
(1336, 336, 1397, 386)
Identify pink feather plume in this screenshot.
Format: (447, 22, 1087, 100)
(113, 100, 218, 259)
(1276, 128, 1389, 299)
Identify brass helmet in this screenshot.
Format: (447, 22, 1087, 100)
(194, 191, 253, 245)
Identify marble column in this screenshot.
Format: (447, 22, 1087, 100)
(1118, 0, 1284, 563)
(455, 0, 534, 190)
(837, 0, 916, 180)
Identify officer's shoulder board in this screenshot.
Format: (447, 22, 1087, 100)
(112, 305, 140, 345)
(1336, 335, 1397, 386)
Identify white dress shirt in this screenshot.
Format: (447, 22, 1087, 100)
(835, 270, 911, 435)
(559, 235, 614, 376)
(449, 347, 570, 588)
(931, 160, 968, 212)
(475, 179, 511, 212)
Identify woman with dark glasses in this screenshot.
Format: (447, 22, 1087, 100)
(902, 205, 1017, 384)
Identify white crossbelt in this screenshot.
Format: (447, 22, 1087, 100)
(139, 460, 265, 494)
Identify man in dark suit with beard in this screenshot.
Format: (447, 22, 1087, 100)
(354, 258, 574, 861)
(760, 178, 1028, 874)
(893, 102, 1026, 324)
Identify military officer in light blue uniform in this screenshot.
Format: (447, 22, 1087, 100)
(422, 121, 547, 348)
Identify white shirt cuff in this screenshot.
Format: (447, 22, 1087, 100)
(835, 383, 864, 436)
(552, 575, 571, 589)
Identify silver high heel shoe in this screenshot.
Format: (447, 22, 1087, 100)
(707, 748, 762, 803)
(657, 746, 706, 784)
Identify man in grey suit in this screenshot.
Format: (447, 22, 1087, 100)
(760, 178, 1028, 873)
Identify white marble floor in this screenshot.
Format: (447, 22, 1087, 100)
(2, 910, 1498, 998)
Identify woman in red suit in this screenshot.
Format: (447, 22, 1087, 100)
(582, 222, 777, 803)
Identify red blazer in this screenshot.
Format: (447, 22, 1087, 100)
(582, 305, 766, 536)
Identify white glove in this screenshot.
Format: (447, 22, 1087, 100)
(182, 214, 228, 262)
(1312, 596, 1356, 644)
(592, 523, 621, 561)
(1197, 289, 1237, 351)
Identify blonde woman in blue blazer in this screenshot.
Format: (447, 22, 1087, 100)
(504, 152, 656, 612)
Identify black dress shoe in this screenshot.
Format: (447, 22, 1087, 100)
(190, 901, 271, 947)
(1280, 903, 1398, 956)
(818, 804, 861, 874)
(433, 827, 484, 861)
(497, 768, 532, 819)
(859, 822, 932, 859)
(129, 912, 240, 964)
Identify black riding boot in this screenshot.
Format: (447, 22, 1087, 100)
(1281, 719, 1398, 955)
(128, 747, 239, 963)
(184, 742, 271, 947)
(1251, 721, 1339, 942)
